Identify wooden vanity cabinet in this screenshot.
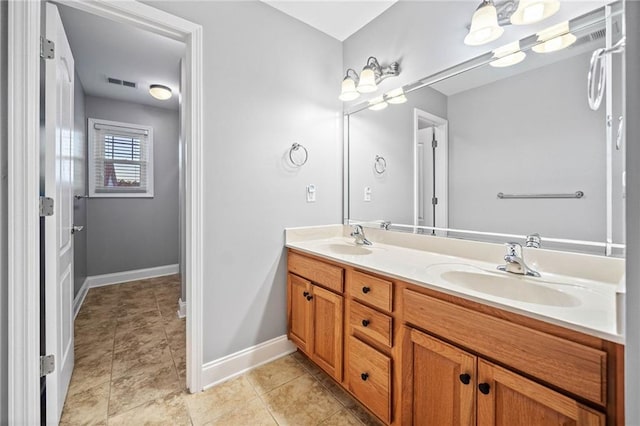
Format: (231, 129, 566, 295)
(404, 327, 605, 426)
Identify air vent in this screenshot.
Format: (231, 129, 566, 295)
(107, 77, 137, 89)
(574, 29, 607, 48)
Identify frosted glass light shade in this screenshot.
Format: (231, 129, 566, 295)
(464, 2, 504, 46)
(386, 87, 407, 104)
(532, 21, 576, 53)
(510, 0, 560, 25)
(357, 67, 378, 93)
(339, 77, 360, 101)
(490, 41, 526, 67)
(368, 96, 388, 111)
(149, 84, 172, 100)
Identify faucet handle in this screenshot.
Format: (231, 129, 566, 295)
(504, 242, 522, 257)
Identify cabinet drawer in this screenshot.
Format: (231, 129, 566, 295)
(348, 336, 391, 423)
(350, 301, 392, 348)
(403, 289, 607, 406)
(348, 270, 393, 312)
(288, 251, 344, 293)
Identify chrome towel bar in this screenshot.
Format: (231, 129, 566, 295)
(497, 191, 584, 199)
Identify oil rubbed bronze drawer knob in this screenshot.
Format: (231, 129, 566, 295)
(306, 295, 313, 301)
(303, 291, 309, 297)
(478, 383, 491, 395)
(459, 374, 471, 385)
(361, 319, 370, 327)
(362, 286, 371, 294)
(361, 373, 369, 381)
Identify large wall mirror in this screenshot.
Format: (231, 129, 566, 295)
(345, 2, 625, 256)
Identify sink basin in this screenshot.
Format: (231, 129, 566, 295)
(437, 268, 581, 307)
(320, 243, 373, 256)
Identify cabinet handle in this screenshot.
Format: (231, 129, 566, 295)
(362, 286, 371, 294)
(306, 295, 313, 301)
(361, 319, 370, 327)
(459, 374, 471, 385)
(478, 383, 491, 395)
(303, 291, 309, 297)
(361, 373, 369, 381)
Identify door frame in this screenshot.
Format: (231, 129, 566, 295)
(7, 0, 204, 422)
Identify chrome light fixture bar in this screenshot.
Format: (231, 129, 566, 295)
(339, 56, 400, 102)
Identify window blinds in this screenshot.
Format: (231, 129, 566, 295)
(92, 122, 151, 194)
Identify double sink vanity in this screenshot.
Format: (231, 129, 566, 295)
(285, 225, 624, 425)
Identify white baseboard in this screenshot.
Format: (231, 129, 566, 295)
(202, 335, 296, 390)
(177, 297, 186, 319)
(84, 264, 179, 288)
(73, 278, 89, 319)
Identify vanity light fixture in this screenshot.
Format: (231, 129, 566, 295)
(368, 96, 388, 111)
(149, 84, 172, 100)
(532, 21, 576, 53)
(339, 56, 400, 102)
(386, 87, 408, 104)
(490, 41, 526, 67)
(510, 0, 560, 25)
(464, 0, 505, 46)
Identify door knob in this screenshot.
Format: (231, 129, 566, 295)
(459, 373, 471, 385)
(478, 383, 491, 395)
(71, 225, 84, 234)
(361, 319, 370, 327)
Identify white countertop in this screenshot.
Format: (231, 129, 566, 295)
(285, 225, 625, 344)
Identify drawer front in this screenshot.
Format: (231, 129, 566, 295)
(288, 251, 344, 293)
(403, 289, 607, 406)
(348, 270, 393, 312)
(350, 301, 393, 347)
(348, 336, 391, 423)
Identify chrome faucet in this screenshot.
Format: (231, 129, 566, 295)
(381, 221, 391, 230)
(497, 242, 540, 277)
(351, 224, 372, 246)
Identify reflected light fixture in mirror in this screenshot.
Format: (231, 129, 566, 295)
(464, 0, 505, 46)
(532, 21, 577, 53)
(490, 41, 526, 67)
(510, 0, 560, 25)
(386, 87, 408, 104)
(368, 96, 388, 111)
(149, 84, 172, 100)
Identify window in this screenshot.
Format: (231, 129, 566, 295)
(88, 118, 154, 197)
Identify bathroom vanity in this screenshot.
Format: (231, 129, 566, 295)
(285, 226, 624, 426)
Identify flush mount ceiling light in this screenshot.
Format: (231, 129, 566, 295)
(464, 0, 505, 46)
(339, 56, 400, 102)
(510, 0, 560, 25)
(490, 40, 526, 67)
(149, 84, 172, 100)
(386, 87, 408, 105)
(532, 21, 576, 53)
(368, 96, 388, 111)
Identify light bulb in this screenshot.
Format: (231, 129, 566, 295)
(464, 1, 504, 46)
(511, 0, 560, 25)
(149, 84, 172, 100)
(339, 77, 360, 101)
(357, 67, 377, 93)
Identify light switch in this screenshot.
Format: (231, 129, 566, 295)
(364, 186, 372, 202)
(306, 184, 316, 202)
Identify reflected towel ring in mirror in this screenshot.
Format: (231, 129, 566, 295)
(289, 142, 308, 167)
(374, 155, 387, 174)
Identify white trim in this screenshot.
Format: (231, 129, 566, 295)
(201, 336, 296, 390)
(73, 278, 89, 319)
(7, 1, 42, 423)
(177, 298, 187, 319)
(84, 264, 179, 288)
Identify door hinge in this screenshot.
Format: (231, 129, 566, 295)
(39, 196, 54, 217)
(40, 354, 55, 377)
(432, 139, 438, 149)
(432, 197, 438, 205)
(40, 37, 55, 59)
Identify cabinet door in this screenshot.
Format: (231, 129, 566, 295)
(477, 359, 605, 426)
(288, 273, 312, 354)
(405, 328, 476, 426)
(311, 285, 344, 381)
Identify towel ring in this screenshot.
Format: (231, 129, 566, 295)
(374, 155, 387, 174)
(289, 143, 308, 167)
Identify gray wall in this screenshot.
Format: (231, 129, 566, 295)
(73, 72, 87, 295)
(625, 1, 640, 423)
(85, 96, 179, 276)
(349, 87, 447, 224)
(0, 0, 8, 422)
(144, 0, 343, 362)
(447, 51, 608, 241)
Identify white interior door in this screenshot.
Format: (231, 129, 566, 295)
(44, 3, 75, 423)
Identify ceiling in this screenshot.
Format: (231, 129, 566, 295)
(262, 1, 397, 41)
(57, 4, 184, 110)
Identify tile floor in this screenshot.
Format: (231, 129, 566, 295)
(62, 277, 383, 425)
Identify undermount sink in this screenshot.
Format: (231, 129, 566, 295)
(435, 267, 582, 307)
(320, 242, 373, 255)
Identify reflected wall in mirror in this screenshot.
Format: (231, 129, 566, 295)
(346, 3, 625, 255)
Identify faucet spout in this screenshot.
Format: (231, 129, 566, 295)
(497, 243, 540, 277)
(351, 225, 372, 246)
